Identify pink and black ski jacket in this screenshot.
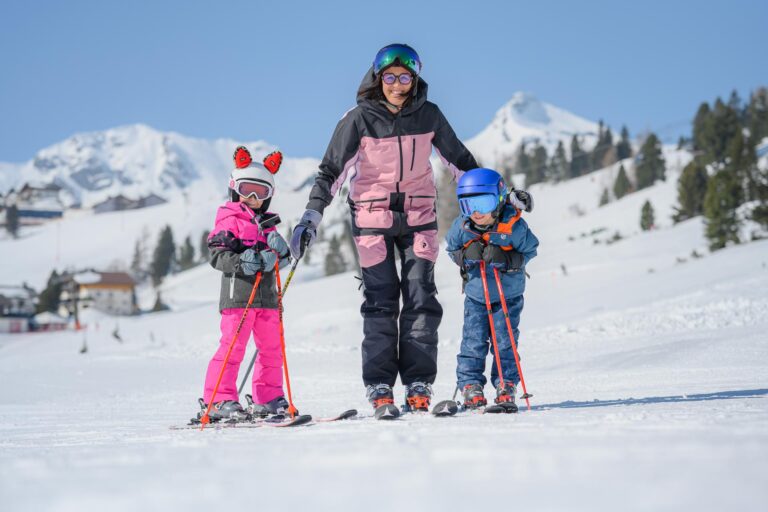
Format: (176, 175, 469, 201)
(207, 201, 280, 311)
(306, 69, 479, 231)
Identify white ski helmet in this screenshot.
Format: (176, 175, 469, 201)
(228, 146, 283, 203)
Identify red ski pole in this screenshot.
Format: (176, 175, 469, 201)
(275, 262, 298, 419)
(491, 266, 533, 411)
(479, 261, 508, 393)
(200, 272, 263, 430)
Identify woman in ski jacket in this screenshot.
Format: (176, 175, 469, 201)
(289, 43, 479, 412)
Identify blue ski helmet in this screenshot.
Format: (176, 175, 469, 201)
(456, 168, 506, 218)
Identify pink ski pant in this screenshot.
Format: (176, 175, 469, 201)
(203, 308, 283, 405)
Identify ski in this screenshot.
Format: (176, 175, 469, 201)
(374, 403, 401, 420)
(262, 414, 313, 427)
(170, 419, 261, 430)
(431, 399, 459, 417)
(484, 401, 518, 414)
(315, 409, 358, 422)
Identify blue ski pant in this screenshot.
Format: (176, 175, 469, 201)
(456, 294, 524, 389)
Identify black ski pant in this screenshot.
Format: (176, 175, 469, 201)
(351, 212, 442, 387)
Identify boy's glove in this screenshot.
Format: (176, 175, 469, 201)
(483, 245, 524, 272)
(267, 231, 292, 270)
(508, 188, 534, 213)
(290, 209, 322, 259)
(461, 240, 484, 268)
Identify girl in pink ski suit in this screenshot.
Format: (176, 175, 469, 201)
(200, 147, 291, 419)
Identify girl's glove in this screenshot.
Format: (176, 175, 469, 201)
(239, 248, 263, 276)
(267, 231, 292, 270)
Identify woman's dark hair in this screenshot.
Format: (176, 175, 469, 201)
(357, 72, 384, 102)
(356, 58, 416, 108)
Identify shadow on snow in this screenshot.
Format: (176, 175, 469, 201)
(532, 388, 768, 411)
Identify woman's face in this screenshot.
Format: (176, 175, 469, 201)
(381, 65, 413, 108)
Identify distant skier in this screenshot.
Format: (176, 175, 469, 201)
(195, 146, 292, 422)
(445, 168, 539, 410)
(289, 43, 520, 413)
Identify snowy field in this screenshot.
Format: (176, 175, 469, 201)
(2, 154, 768, 511)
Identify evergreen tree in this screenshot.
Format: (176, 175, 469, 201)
(704, 170, 743, 250)
(707, 98, 741, 164)
(199, 230, 210, 262)
(37, 270, 63, 314)
(746, 87, 768, 142)
(599, 188, 610, 207)
(591, 120, 614, 170)
(324, 234, 346, 276)
(150, 225, 176, 286)
(613, 164, 632, 199)
(672, 159, 709, 223)
(515, 142, 532, 182)
(569, 135, 588, 178)
(640, 200, 655, 231)
(179, 235, 196, 270)
(727, 89, 744, 121)
(692, 102, 712, 153)
(616, 125, 633, 161)
(526, 143, 548, 186)
(549, 140, 569, 182)
(5, 204, 19, 238)
(635, 133, 666, 189)
(130, 239, 145, 280)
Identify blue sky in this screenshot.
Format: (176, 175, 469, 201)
(1, 0, 766, 162)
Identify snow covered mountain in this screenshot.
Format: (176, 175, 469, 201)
(466, 91, 600, 168)
(0, 124, 315, 209)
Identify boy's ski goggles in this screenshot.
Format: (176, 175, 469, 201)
(459, 194, 500, 216)
(373, 44, 422, 75)
(231, 179, 273, 200)
(381, 72, 413, 85)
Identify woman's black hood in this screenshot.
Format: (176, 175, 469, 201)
(356, 66, 429, 115)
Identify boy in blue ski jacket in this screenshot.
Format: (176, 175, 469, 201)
(445, 168, 539, 410)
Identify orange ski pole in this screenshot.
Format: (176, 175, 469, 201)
(200, 272, 263, 430)
(479, 261, 508, 392)
(491, 266, 533, 411)
(275, 262, 298, 419)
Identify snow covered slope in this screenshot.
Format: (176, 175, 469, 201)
(2, 125, 767, 511)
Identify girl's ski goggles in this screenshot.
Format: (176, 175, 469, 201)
(232, 179, 273, 200)
(381, 72, 413, 85)
(373, 44, 422, 75)
(459, 193, 500, 217)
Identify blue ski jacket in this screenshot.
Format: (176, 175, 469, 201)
(445, 205, 539, 305)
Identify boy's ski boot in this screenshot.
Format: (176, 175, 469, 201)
(245, 394, 297, 418)
(191, 398, 250, 424)
(492, 382, 519, 413)
(367, 383, 400, 420)
(404, 381, 433, 412)
(461, 383, 488, 409)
